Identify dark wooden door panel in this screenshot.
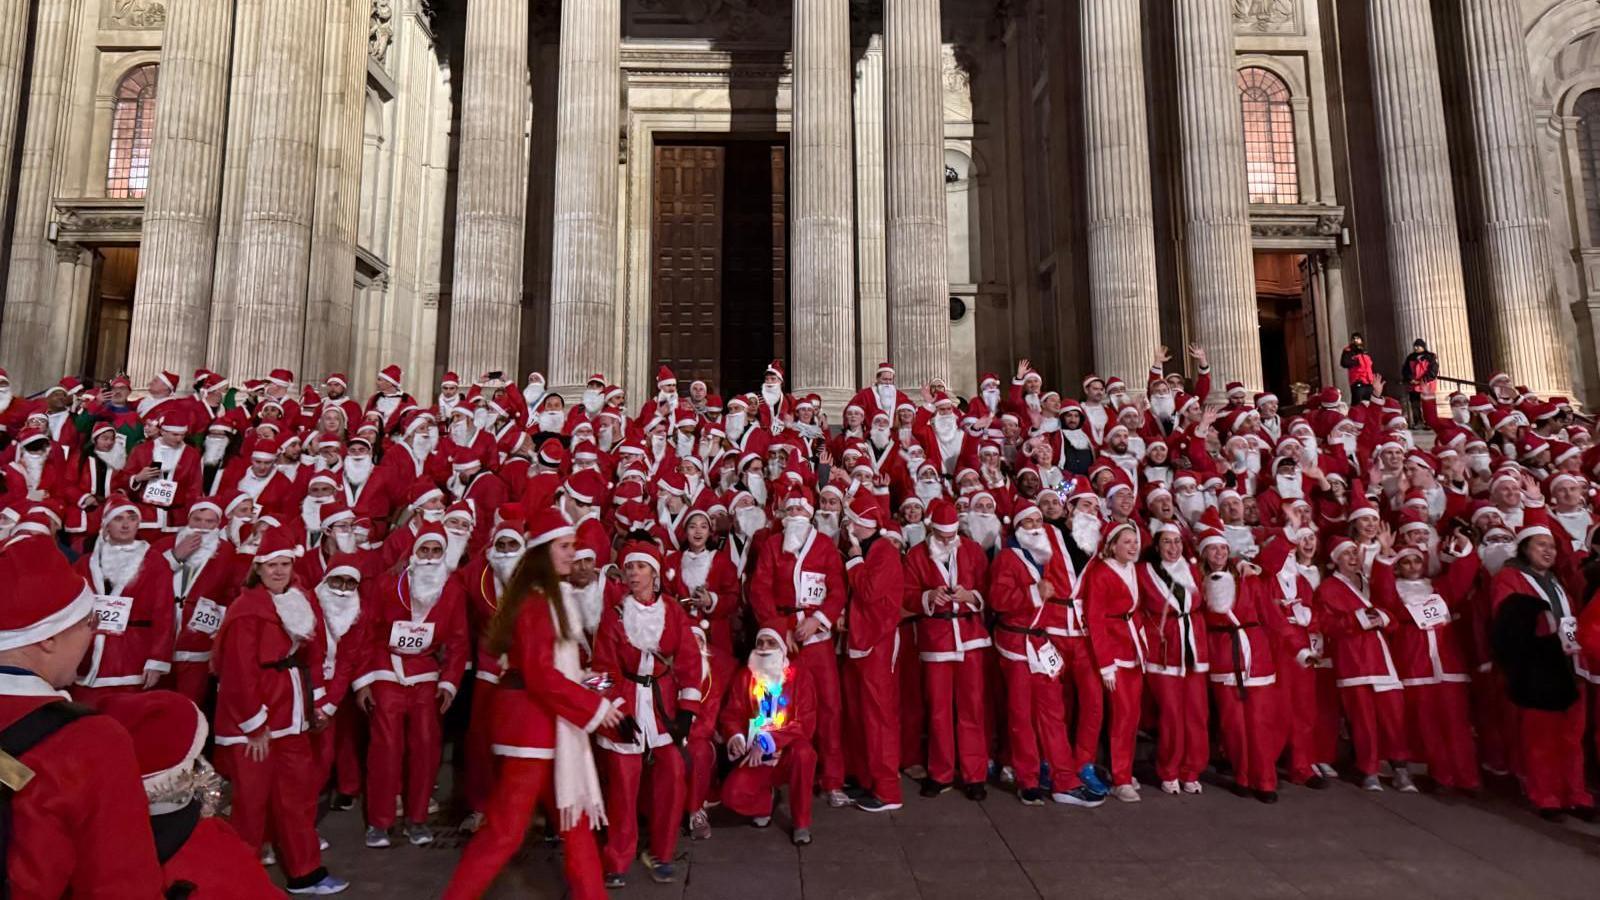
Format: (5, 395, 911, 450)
(720, 142, 789, 394)
(652, 145, 724, 389)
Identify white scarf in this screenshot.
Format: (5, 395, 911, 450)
(552, 590, 607, 830)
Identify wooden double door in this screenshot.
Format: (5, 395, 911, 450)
(651, 140, 789, 395)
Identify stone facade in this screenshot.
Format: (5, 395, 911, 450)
(1, 0, 1598, 409)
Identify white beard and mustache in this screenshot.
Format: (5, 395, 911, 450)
(814, 510, 840, 538)
(915, 480, 943, 503)
(273, 587, 318, 643)
(622, 596, 666, 651)
(1332, 433, 1358, 459)
(344, 455, 373, 486)
(97, 440, 128, 471)
(1467, 453, 1492, 477)
(1394, 577, 1437, 608)
(725, 412, 747, 441)
(1150, 393, 1175, 420)
(982, 387, 1001, 412)
(176, 527, 221, 572)
(316, 583, 360, 640)
(735, 506, 766, 539)
(963, 512, 1002, 550)
(408, 558, 449, 616)
(650, 434, 667, 458)
(1016, 526, 1053, 563)
(761, 383, 784, 408)
(781, 516, 813, 555)
(563, 579, 607, 636)
(202, 434, 229, 467)
(538, 410, 566, 433)
(1204, 571, 1237, 615)
(21, 451, 44, 490)
(0, 387, 10, 413)
(748, 647, 788, 684)
(450, 422, 472, 447)
(524, 381, 546, 410)
(1070, 512, 1102, 556)
(932, 413, 959, 442)
(901, 521, 927, 547)
(331, 531, 358, 554)
(870, 425, 891, 446)
(582, 389, 603, 415)
(928, 535, 957, 565)
(1479, 541, 1515, 574)
(676, 433, 695, 458)
(489, 549, 523, 585)
(96, 540, 149, 593)
(444, 531, 470, 570)
(1275, 472, 1303, 501)
(301, 496, 333, 538)
(227, 517, 254, 547)
(1176, 492, 1206, 526)
(1451, 407, 1471, 426)
(746, 475, 767, 506)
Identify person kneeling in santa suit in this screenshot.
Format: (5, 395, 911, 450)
(72, 493, 175, 703)
(354, 524, 470, 849)
(95, 689, 284, 898)
(212, 527, 350, 894)
(592, 543, 704, 887)
(717, 628, 820, 844)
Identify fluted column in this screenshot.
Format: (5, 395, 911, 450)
(885, 0, 950, 386)
(449, 0, 529, 380)
(228, 0, 325, 379)
(546, 0, 619, 392)
(1081, 0, 1161, 388)
(789, 0, 857, 408)
(1366, 0, 1473, 379)
(0, 0, 75, 390)
(206, 0, 264, 372)
(1174, 0, 1262, 393)
(304, 0, 372, 379)
(854, 34, 888, 383)
(1459, 0, 1571, 396)
(0, 4, 30, 228)
(126, 0, 237, 388)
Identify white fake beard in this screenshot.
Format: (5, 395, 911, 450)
(473, 408, 495, 432)
(718, 467, 738, 491)
(781, 516, 812, 554)
(916, 481, 943, 503)
(901, 522, 927, 547)
(1394, 578, 1436, 607)
(761, 383, 783, 407)
(1176, 493, 1206, 527)
(538, 410, 565, 433)
(1025, 392, 1042, 413)
(1150, 393, 1175, 420)
(982, 387, 1000, 412)
(746, 476, 768, 506)
(964, 512, 1001, 550)
(735, 506, 766, 539)
(375, 393, 402, 419)
(676, 433, 695, 458)
(408, 559, 449, 615)
(1467, 453, 1492, 477)
(450, 422, 472, 447)
(563, 579, 607, 635)
(98, 441, 128, 471)
(1016, 526, 1052, 563)
(0, 387, 10, 413)
(21, 452, 43, 490)
(1071, 512, 1102, 556)
(1479, 541, 1515, 575)
(301, 496, 333, 537)
(621, 596, 666, 652)
(814, 510, 840, 538)
(650, 434, 667, 458)
(1275, 473, 1303, 501)
(1204, 571, 1237, 615)
(96, 540, 148, 593)
(928, 535, 956, 565)
(489, 548, 523, 585)
(444, 532, 469, 570)
(1333, 434, 1358, 458)
(725, 412, 747, 441)
(202, 434, 229, 467)
(932, 413, 959, 442)
(1451, 407, 1471, 426)
(870, 425, 891, 446)
(316, 583, 360, 640)
(596, 425, 615, 449)
(523, 382, 546, 410)
(748, 648, 788, 684)
(176, 527, 221, 571)
(273, 587, 318, 642)
(344, 455, 373, 486)
(766, 458, 784, 480)
(582, 389, 602, 415)
(227, 518, 253, 547)
(331, 531, 358, 554)
(876, 383, 897, 411)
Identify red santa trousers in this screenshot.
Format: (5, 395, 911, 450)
(600, 748, 686, 875)
(311, 700, 365, 797)
(721, 742, 818, 829)
(1146, 672, 1209, 784)
(1517, 687, 1594, 811)
(999, 658, 1076, 791)
(1278, 662, 1339, 782)
(221, 734, 323, 881)
(169, 661, 211, 707)
(897, 623, 925, 769)
(1405, 682, 1479, 790)
(1056, 636, 1104, 772)
(1471, 668, 1513, 774)
(845, 639, 902, 804)
(442, 757, 605, 900)
(922, 652, 989, 786)
(685, 653, 737, 816)
(1105, 667, 1144, 786)
(1211, 681, 1286, 792)
(365, 680, 442, 829)
(1339, 684, 1410, 776)
(463, 680, 498, 814)
(794, 642, 844, 791)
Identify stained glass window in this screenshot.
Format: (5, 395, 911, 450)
(1238, 67, 1298, 205)
(107, 65, 158, 199)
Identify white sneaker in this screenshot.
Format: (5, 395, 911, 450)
(998, 765, 1017, 787)
(1111, 784, 1141, 803)
(1315, 763, 1338, 779)
(1130, 777, 1143, 791)
(261, 846, 276, 866)
(826, 789, 851, 808)
(318, 834, 330, 851)
(1392, 767, 1418, 793)
(1160, 780, 1181, 795)
(752, 816, 772, 828)
(459, 812, 486, 834)
(1361, 774, 1383, 792)
(1181, 781, 1202, 795)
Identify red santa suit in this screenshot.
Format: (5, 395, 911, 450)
(843, 522, 906, 806)
(1136, 554, 1210, 786)
(590, 571, 703, 878)
(1313, 556, 1411, 777)
(1256, 536, 1339, 783)
(113, 434, 204, 533)
(749, 519, 848, 792)
(459, 548, 505, 816)
(1202, 567, 1290, 794)
(71, 528, 175, 702)
(1081, 552, 1144, 788)
(352, 531, 470, 831)
(166, 530, 240, 704)
(308, 557, 370, 803)
(665, 537, 742, 815)
(717, 649, 819, 829)
(902, 524, 991, 788)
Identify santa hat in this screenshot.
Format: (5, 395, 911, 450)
(93, 690, 210, 814)
(101, 493, 142, 528)
(1081, 373, 1105, 391)
(782, 487, 816, 517)
(378, 364, 403, 389)
(254, 527, 302, 562)
(409, 523, 447, 556)
(1515, 507, 1554, 545)
(765, 360, 785, 381)
(527, 508, 576, 549)
(0, 551, 95, 652)
(266, 368, 295, 387)
(1011, 499, 1042, 525)
(875, 361, 896, 379)
(491, 512, 527, 547)
(320, 502, 356, 530)
(443, 500, 476, 526)
(1327, 535, 1359, 563)
(622, 541, 662, 573)
(1100, 520, 1139, 555)
(846, 491, 883, 528)
(322, 553, 364, 585)
(928, 500, 960, 534)
(1225, 381, 1246, 399)
(1347, 493, 1380, 522)
(656, 365, 676, 388)
(407, 481, 445, 512)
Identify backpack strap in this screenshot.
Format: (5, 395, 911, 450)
(0, 701, 98, 900)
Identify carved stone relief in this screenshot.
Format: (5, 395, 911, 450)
(1232, 0, 1299, 35)
(106, 0, 166, 30)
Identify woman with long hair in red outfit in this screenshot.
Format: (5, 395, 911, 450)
(443, 509, 624, 899)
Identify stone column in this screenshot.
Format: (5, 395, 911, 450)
(1174, 0, 1262, 392)
(546, 0, 620, 393)
(1081, 0, 1161, 387)
(206, 0, 263, 372)
(854, 34, 888, 384)
(0, 3, 30, 224)
(789, 0, 857, 408)
(126, 0, 237, 388)
(1459, 0, 1571, 396)
(885, 0, 950, 387)
(449, 0, 529, 381)
(304, 0, 371, 379)
(227, 0, 325, 379)
(1365, 0, 1473, 379)
(0, 0, 75, 390)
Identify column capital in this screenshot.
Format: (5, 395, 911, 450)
(53, 241, 83, 264)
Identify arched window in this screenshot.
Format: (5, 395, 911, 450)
(1237, 67, 1298, 205)
(1577, 89, 1600, 241)
(106, 65, 158, 199)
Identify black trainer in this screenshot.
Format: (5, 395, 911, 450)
(963, 783, 987, 802)
(1018, 787, 1046, 807)
(920, 778, 951, 798)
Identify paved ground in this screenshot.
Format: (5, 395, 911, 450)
(307, 769, 1600, 899)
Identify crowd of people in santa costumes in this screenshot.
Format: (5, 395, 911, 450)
(8, 344, 1600, 895)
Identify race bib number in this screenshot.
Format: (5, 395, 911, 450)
(93, 595, 133, 634)
(187, 597, 224, 636)
(1405, 595, 1450, 631)
(797, 572, 827, 608)
(1308, 632, 1326, 659)
(1559, 616, 1581, 656)
(1030, 640, 1064, 679)
(142, 478, 178, 507)
(389, 621, 435, 655)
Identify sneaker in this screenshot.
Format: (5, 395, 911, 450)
(1253, 789, 1279, 804)
(287, 875, 350, 895)
(318, 834, 330, 851)
(406, 824, 434, 846)
(902, 764, 928, 781)
(919, 778, 951, 798)
(998, 765, 1017, 787)
(1315, 763, 1338, 779)
(604, 873, 627, 889)
(459, 811, 486, 834)
(641, 852, 674, 884)
(688, 808, 712, 840)
(792, 828, 812, 846)
(855, 796, 902, 813)
(1160, 780, 1181, 795)
(825, 788, 852, 808)
(841, 783, 870, 801)
(261, 846, 276, 866)
(753, 815, 772, 828)
(1361, 774, 1383, 792)
(1051, 786, 1106, 808)
(962, 783, 987, 802)
(1111, 784, 1141, 803)
(1181, 781, 1202, 795)
(1303, 774, 1328, 790)
(364, 826, 391, 849)
(1078, 764, 1110, 797)
(1130, 777, 1143, 791)
(329, 793, 356, 812)
(427, 797, 440, 816)
(1018, 787, 1046, 806)
(1392, 768, 1418, 793)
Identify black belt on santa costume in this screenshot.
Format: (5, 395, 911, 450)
(925, 611, 978, 621)
(1215, 624, 1258, 702)
(622, 671, 658, 687)
(499, 670, 525, 690)
(261, 653, 315, 717)
(995, 623, 1046, 638)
